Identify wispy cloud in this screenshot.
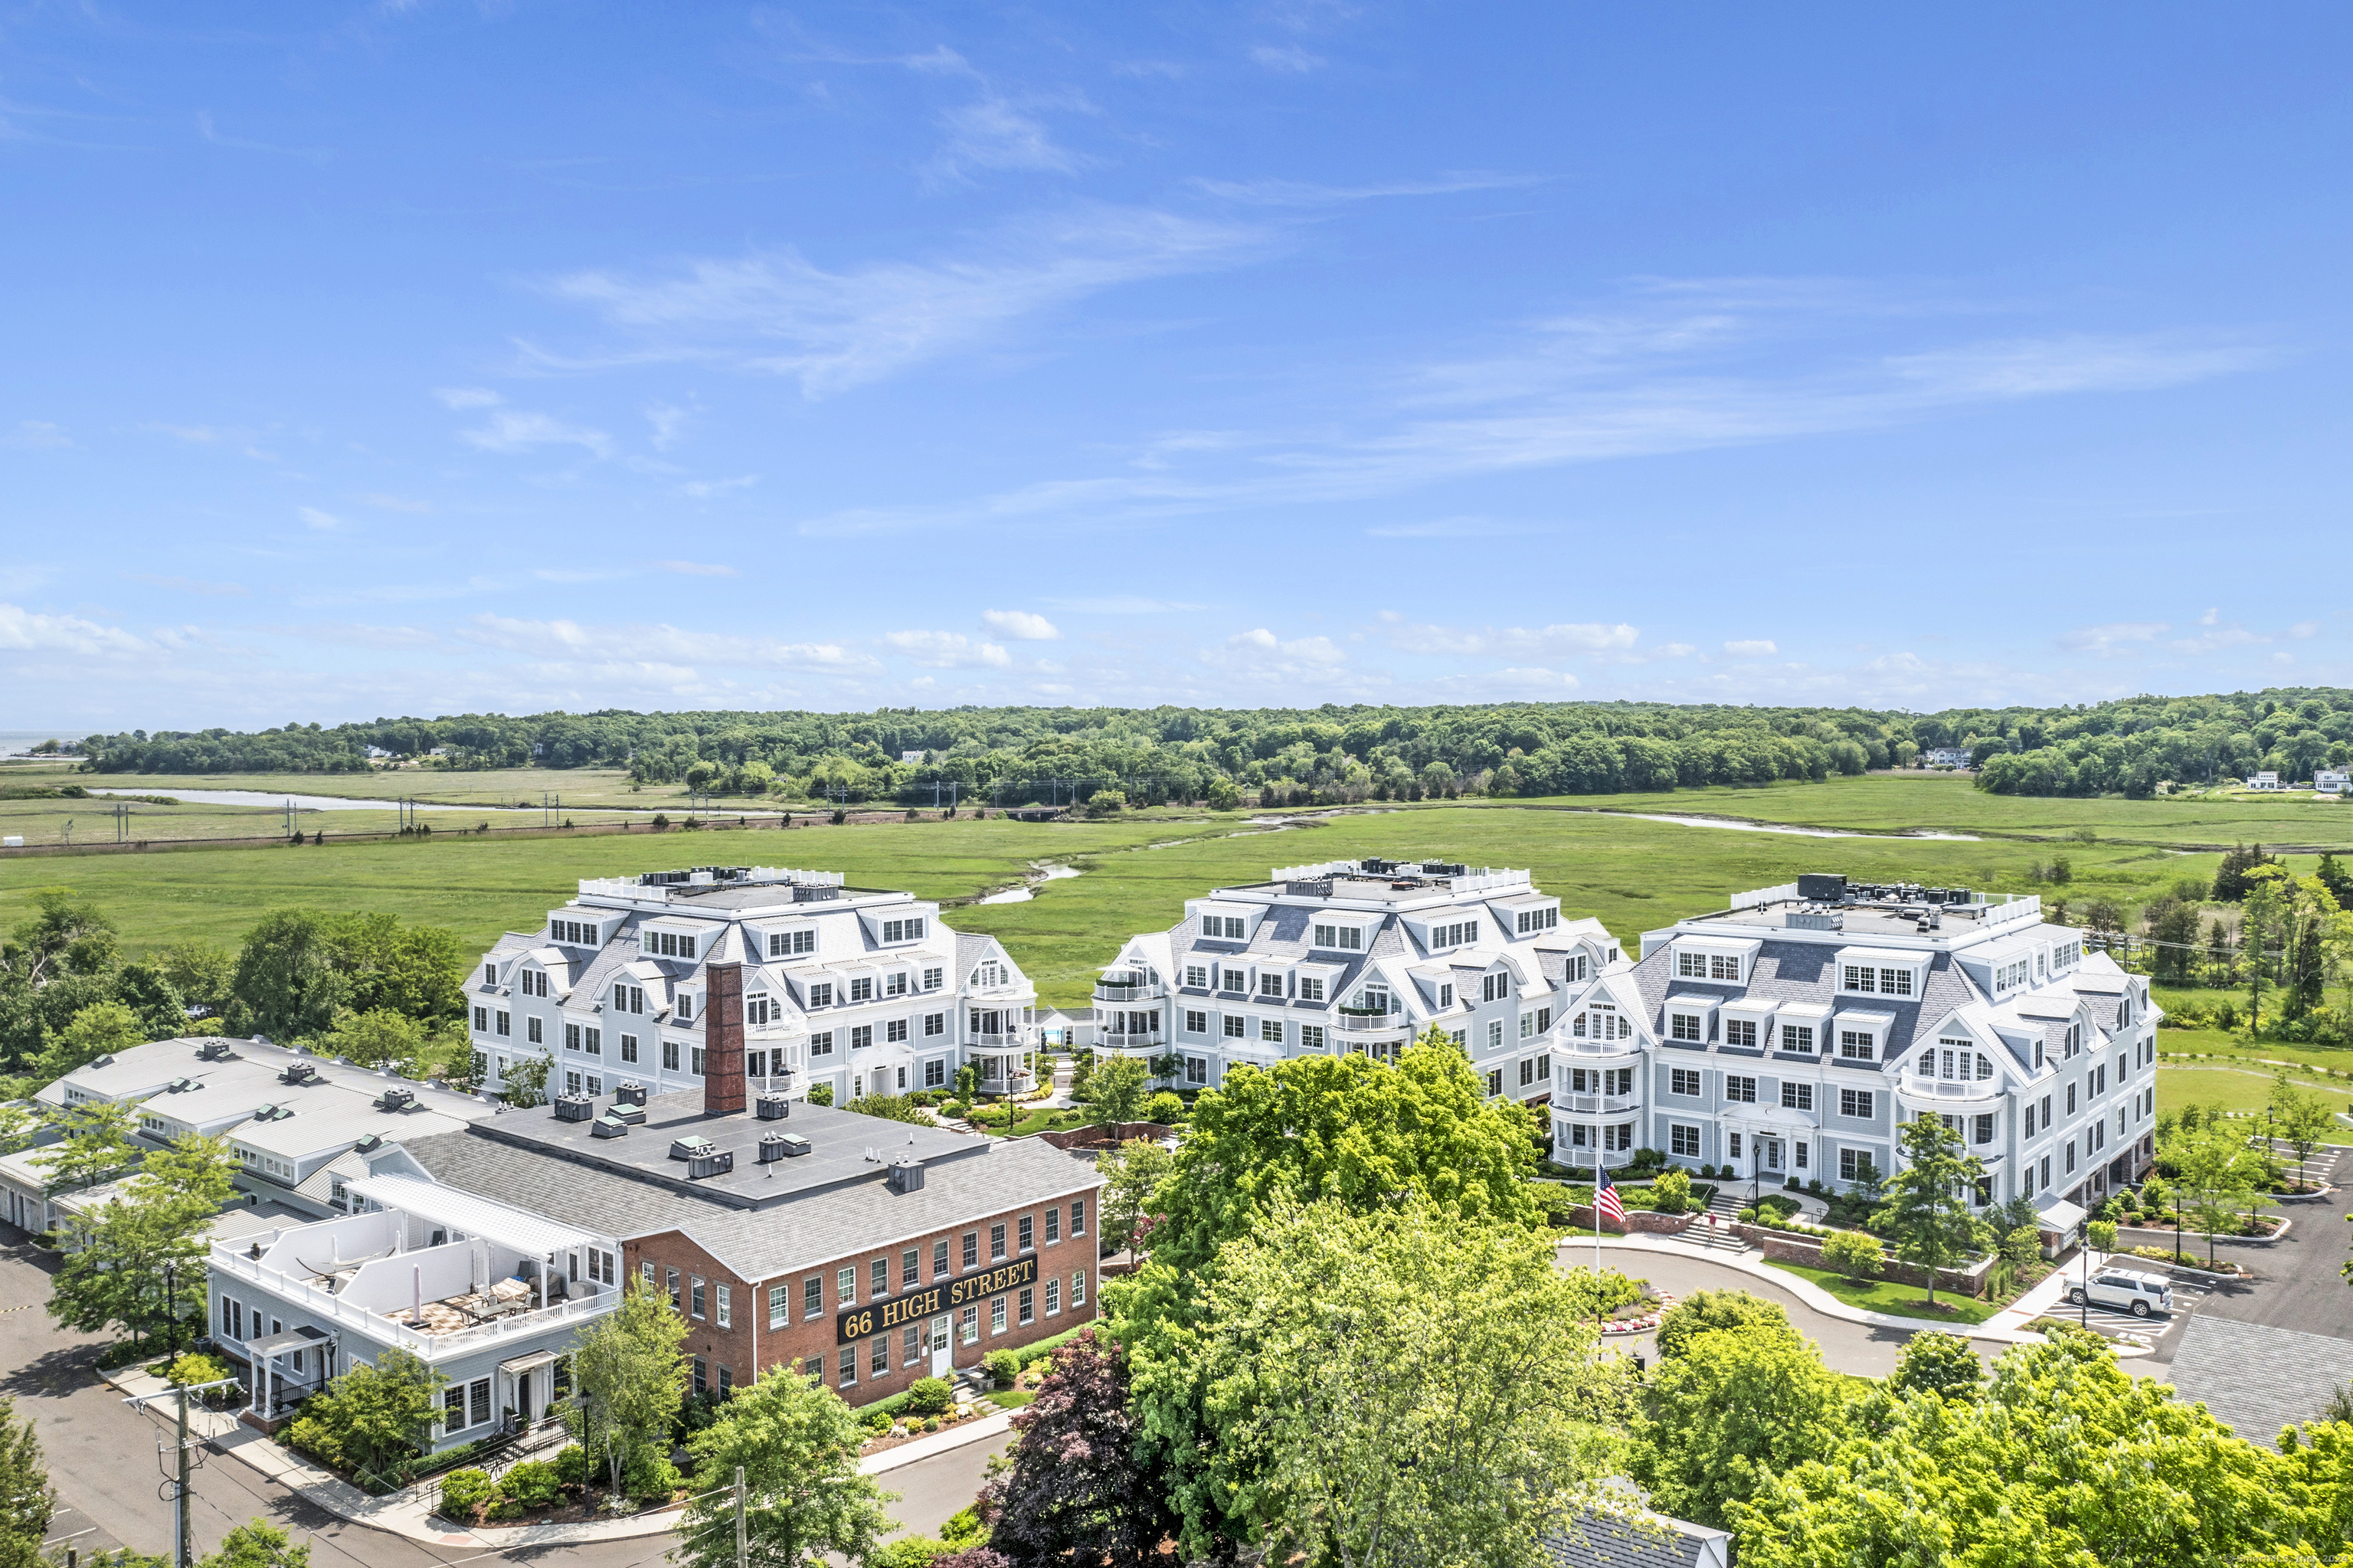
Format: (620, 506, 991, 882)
(434, 387, 503, 410)
(884, 630, 1011, 668)
(2060, 620, 2169, 655)
(1384, 619, 1641, 659)
(459, 408, 614, 459)
(656, 559, 737, 577)
(126, 573, 248, 597)
(981, 609, 1060, 640)
(195, 110, 330, 165)
(680, 476, 758, 499)
(464, 613, 875, 673)
(1723, 639, 1778, 657)
(353, 492, 434, 513)
(1249, 44, 1326, 73)
(1191, 172, 1538, 207)
(0, 603, 149, 658)
(645, 402, 689, 450)
(1042, 594, 1208, 614)
(1202, 627, 1353, 685)
(1, 421, 70, 450)
(540, 204, 1265, 398)
(297, 506, 342, 531)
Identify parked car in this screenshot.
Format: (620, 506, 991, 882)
(2068, 1268, 2173, 1318)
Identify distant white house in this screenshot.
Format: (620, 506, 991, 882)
(2247, 772, 2285, 792)
(2316, 770, 2350, 796)
(1924, 748, 1974, 768)
(901, 751, 925, 764)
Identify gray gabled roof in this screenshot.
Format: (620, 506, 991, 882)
(1629, 938, 1988, 1069)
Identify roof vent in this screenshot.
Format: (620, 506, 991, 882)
(88, 1054, 114, 1070)
(279, 1063, 319, 1086)
(685, 1148, 735, 1180)
(886, 1157, 926, 1195)
(669, 1134, 717, 1161)
(591, 1115, 630, 1140)
(614, 1081, 647, 1108)
(553, 1095, 595, 1124)
(196, 1040, 232, 1062)
(610, 1101, 647, 1125)
(754, 1092, 790, 1121)
(352, 1134, 382, 1155)
(763, 1131, 810, 1160)
(377, 1087, 416, 1113)
(167, 1076, 195, 1093)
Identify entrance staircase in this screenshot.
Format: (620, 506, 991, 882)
(1668, 1189, 1755, 1256)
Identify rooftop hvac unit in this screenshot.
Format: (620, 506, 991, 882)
(614, 1081, 647, 1107)
(669, 1134, 716, 1161)
(886, 1158, 926, 1195)
(591, 1115, 630, 1140)
(279, 1063, 319, 1085)
(167, 1076, 196, 1093)
(755, 1093, 790, 1121)
(1795, 873, 1848, 903)
(196, 1041, 232, 1062)
(1786, 910, 1841, 931)
(553, 1095, 595, 1123)
(686, 1148, 735, 1179)
(352, 1134, 382, 1154)
(610, 1102, 648, 1125)
(377, 1087, 416, 1112)
(767, 1132, 811, 1159)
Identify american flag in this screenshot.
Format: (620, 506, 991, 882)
(1595, 1168, 1625, 1227)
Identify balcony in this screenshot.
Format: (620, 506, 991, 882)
(979, 1071, 1036, 1095)
(1093, 981, 1165, 1003)
(1901, 1077, 2002, 1103)
(1559, 1094, 1642, 1115)
(1334, 1008, 1413, 1038)
(1559, 1036, 1643, 1057)
(966, 1030, 1033, 1049)
(1098, 1027, 1165, 1049)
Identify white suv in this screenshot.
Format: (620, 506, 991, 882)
(2068, 1268, 2173, 1318)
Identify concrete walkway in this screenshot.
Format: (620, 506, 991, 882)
(101, 1357, 1029, 1550)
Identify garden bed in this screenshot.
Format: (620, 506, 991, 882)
(1762, 1259, 1998, 1324)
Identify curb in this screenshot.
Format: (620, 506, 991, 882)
(862, 1409, 1016, 1475)
(1557, 1233, 2044, 1344)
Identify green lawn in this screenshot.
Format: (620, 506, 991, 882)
(7, 778, 2343, 1009)
(2156, 1065, 2350, 1118)
(1761, 1259, 1999, 1324)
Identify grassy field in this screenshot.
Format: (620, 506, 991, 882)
(2, 778, 2342, 1008)
(2156, 1066, 2353, 1118)
(1759, 1259, 1999, 1324)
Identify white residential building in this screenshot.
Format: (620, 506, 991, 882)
(2315, 770, 2349, 796)
(2247, 772, 2285, 791)
(1557, 874, 2155, 1215)
(466, 865, 1039, 1108)
(1923, 748, 1975, 768)
(1093, 858, 1621, 1102)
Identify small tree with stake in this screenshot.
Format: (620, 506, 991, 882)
(1875, 1115, 1988, 1310)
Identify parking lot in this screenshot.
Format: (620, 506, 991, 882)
(2045, 1265, 2215, 1356)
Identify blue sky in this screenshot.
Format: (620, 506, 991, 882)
(3, 3, 2348, 731)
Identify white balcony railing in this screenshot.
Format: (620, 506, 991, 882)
(1903, 1078, 2001, 1102)
(1334, 1009, 1412, 1037)
(1560, 1037, 1643, 1057)
(967, 1030, 1031, 1049)
(1560, 1094, 1642, 1115)
(208, 1243, 619, 1362)
(1093, 984, 1165, 1003)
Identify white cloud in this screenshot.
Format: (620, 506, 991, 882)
(274, 622, 441, 650)
(465, 613, 875, 673)
(1386, 620, 1641, 658)
(681, 476, 758, 499)
(126, 574, 247, 597)
(645, 402, 689, 450)
(1201, 627, 1350, 683)
(883, 630, 1012, 668)
(2289, 621, 2320, 639)
(1, 421, 70, 449)
(981, 609, 1060, 641)
(0, 603, 149, 658)
(353, 493, 434, 513)
(1425, 666, 1581, 696)
(1723, 639, 1778, 657)
(656, 560, 738, 578)
(1190, 172, 1537, 207)
(434, 387, 503, 410)
(934, 97, 1086, 178)
(459, 409, 614, 459)
(2060, 621, 2169, 654)
(1250, 44, 1326, 71)
(298, 506, 342, 531)
(542, 205, 1264, 398)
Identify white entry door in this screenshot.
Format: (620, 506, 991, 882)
(929, 1314, 953, 1377)
(1760, 1138, 1784, 1173)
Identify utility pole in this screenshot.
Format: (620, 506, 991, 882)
(734, 1464, 748, 1568)
(173, 1380, 191, 1568)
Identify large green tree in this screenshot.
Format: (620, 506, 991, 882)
(677, 1371, 895, 1568)
(1095, 1137, 1174, 1255)
(1733, 1330, 2348, 1566)
(1184, 1200, 1625, 1567)
(32, 1000, 147, 1081)
(1086, 1055, 1149, 1129)
(0, 1396, 52, 1568)
(49, 1134, 237, 1351)
(565, 1277, 687, 1503)
(30, 1101, 140, 1194)
(1628, 1312, 1847, 1530)
(1875, 1115, 1987, 1307)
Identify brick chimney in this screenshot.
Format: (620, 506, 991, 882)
(703, 961, 746, 1115)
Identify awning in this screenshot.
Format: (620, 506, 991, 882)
(247, 1326, 328, 1357)
(2035, 1196, 2086, 1233)
(344, 1174, 593, 1258)
(499, 1350, 558, 1376)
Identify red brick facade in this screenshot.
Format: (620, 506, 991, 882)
(625, 1183, 1100, 1404)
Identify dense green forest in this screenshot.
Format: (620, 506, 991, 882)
(58, 687, 2353, 803)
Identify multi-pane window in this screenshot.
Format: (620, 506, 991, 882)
(1222, 968, 1248, 993)
(1301, 1025, 1327, 1050)
(1431, 920, 1478, 948)
(903, 1325, 923, 1367)
(1071, 1199, 1086, 1236)
(1839, 1088, 1875, 1119)
(1482, 973, 1509, 1002)
(1515, 908, 1561, 935)
(924, 1014, 946, 1038)
(885, 1019, 908, 1043)
(872, 1337, 890, 1377)
(881, 918, 926, 943)
(1782, 1082, 1814, 1111)
(1223, 1016, 1245, 1038)
(1973, 1113, 1995, 1144)
(1184, 1010, 1209, 1035)
(991, 1223, 1006, 1260)
(1185, 966, 1209, 988)
(1670, 1013, 1701, 1042)
(1259, 1018, 1283, 1043)
(902, 1249, 920, 1288)
(1045, 1207, 1060, 1244)
(838, 1345, 856, 1386)
(1670, 1124, 1700, 1157)
(961, 1304, 980, 1344)
(1838, 1031, 1875, 1061)
(1072, 1271, 1087, 1307)
(934, 1239, 950, 1277)
(769, 1285, 789, 1330)
(767, 928, 817, 957)
(1880, 967, 1913, 997)
(809, 1032, 833, 1059)
(810, 983, 835, 1008)
(1311, 924, 1363, 951)
(1019, 1288, 1036, 1325)
(716, 1285, 730, 1329)
(1725, 1020, 1756, 1048)
(1487, 1069, 1504, 1096)
(1840, 1147, 1865, 1180)
(1300, 977, 1325, 1003)
(836, 1265, 856, 1305)
(992, 1296, 1007, 1335)
(850, 1025, 874, 1050)
(1019, 1214, 1034, 1252)
(872, 1259, 890, 1298)
(1046, 1278, 1061, 1316)
(964, 1231, 979, 1269)
(1258, 974, 1284, 998)
(1725, 1075, 1757, 1103)
(690, 1278, 706, 1319)
(1842, 965, 1875, 993)
(1670, 1067, 1701, 1096)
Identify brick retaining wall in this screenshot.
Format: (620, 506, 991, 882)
(1564, 1206, 1694, 1236)
(1735, 1224, 1995, 1298)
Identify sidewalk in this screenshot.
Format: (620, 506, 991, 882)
(1564, 1232, 2052, 1346)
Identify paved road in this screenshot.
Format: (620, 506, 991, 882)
(0, 1229, 993, 1563)
(1566, 1245, 2003, 1378)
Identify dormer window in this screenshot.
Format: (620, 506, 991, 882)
(1312, 923, 1363, 951)
(1514, 908, 1559, 935)
(881, 918, 926, 944)
(676, 994, 695, 1023)
(808, 981, 834, 1008)
(1258, 973, 1285, 999)
(552, 918, 597, 946)
(644, 930, 697, 960)
(1437, 982, 1455, 1009)
(767, 929, 816, 957)
(1838, 1030, 1875, 1061)
(483, 962, 497, 986)
(747, 993, 774, 1026)
(1204, 915, 1248, 941)
(1481, 973, 1510, 1002)
(1429, 919, 1478, 949)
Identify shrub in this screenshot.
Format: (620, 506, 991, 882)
(625, 1449, 680, 1502)
(1785, 1176, 1802, 1190)
(1654, 1288, 1792, 1360)
(1144, 1090, 1185, 1124)
(862, 1409, 894, 1435)
(498, 1459, 562, 1512)
(438, 1468, 495, 1521)
(2086, 1219, 2118, 1252)
(939, 1098, 967, 1118)
(986, 1349, 1020, 1388)
(550, 1443, 588, 1487)
(905, 1377, 954, 1416)
(807, 1083, 834, 1107)
(165, 1351, 234, 1389)
(1649, 1168, 1693, 1215)
(923, 1416, 941, 1433)
(1736, 1206, 1757, 1223)
(1821, 1229, 1886, 1281)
